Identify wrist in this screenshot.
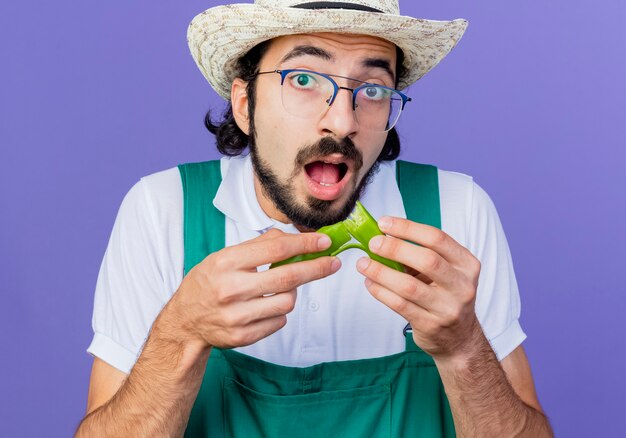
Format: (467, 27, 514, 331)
(432, 318, 490, 374)
(150, 291, 212, 364)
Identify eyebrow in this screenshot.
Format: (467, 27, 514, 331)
(362, 58, 395, 83)
(279, 45, 396, 84)
(280, 45, 332, 64)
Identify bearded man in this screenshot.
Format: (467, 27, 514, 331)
(77, 1, 553, 436)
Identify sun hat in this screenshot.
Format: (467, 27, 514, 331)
(187, 0, 468, 100)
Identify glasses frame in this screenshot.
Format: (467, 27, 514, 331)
(256, 69, 412, 131)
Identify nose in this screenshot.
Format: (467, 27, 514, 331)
(318, 87, 359, 139)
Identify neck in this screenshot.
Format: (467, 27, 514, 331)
(252, 174, 314, 232)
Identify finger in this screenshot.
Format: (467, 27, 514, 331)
(364, 277, 431, 323)
(356, 257, 437, 311)
(226, 315, 289, 348)
(378, 217, 473, 266)
(405, 266, 434, 285)
(225, 232, 333, 269)
(254, 255, 342, 295)
(249, 228, 285, 242)
(368, 235, 460, 288)
(231, 289, 298, 324)
(245, 315, 289, 345)
(224, 291, 302, 347)
(211, 256, 340, 303)
(233, 229, 289, 274)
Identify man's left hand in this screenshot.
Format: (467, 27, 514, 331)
(356, 216, 483, 360)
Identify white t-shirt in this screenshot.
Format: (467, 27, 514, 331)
(88, 155, 526, 374)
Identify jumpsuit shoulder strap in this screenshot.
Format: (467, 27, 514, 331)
(395, 160, 441, 229)
(396, 160, 442, 351)
(178, 160, 225, 276)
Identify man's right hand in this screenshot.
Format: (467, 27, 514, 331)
(77, 228, 340, 436)
(161, 228, 341, 350)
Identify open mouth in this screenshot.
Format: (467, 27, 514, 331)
(302, 155, 352, 201)
(304, 160, 349, 186)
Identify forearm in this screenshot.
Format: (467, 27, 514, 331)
(435, 324, 553, 438)
(76, 307, 211, 437)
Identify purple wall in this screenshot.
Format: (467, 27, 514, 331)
(1, 1, 624, 436)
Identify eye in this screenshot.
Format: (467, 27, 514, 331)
(288, 73, 318, 90)
(361, 86, 389, 101)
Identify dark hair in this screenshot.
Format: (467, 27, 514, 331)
(205, 41, 405, 161)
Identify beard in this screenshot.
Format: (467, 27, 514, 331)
(249, 135, 381, 230)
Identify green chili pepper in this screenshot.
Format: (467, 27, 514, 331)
(270, 222, 352, 268)
(270, 201, 404, 272)
(341, 201, 405, 272)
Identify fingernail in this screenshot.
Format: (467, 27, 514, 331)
(378, 217, 391, 231)
(331, 257, 342, 272)
(356, 257, 370, 271)
(364, 278, 373, 287)
(318, 234, 331, 249)
(369, 235, 383, 251)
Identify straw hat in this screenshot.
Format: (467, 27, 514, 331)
(187, 0, 468, 100)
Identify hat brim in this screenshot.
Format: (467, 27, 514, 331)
(188, 4, 468, 99)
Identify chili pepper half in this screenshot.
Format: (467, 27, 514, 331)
(270, 201, 405, 272)
(341, 201, 405, 272)
(270, 222, 352, 268)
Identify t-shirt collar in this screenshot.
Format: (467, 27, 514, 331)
(213, 154, 295, 233)
(212, 154, 400, 234)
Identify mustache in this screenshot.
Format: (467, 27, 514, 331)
(294, 137, 363, 171)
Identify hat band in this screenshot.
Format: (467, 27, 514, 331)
(292, 2, 383, 13)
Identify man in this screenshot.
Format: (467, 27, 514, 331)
(77, 0, 553, 436)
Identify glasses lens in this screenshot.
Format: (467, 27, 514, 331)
(354, 85, 404, 132)
(281, 70, 334, 119)
(278, 70, 406, 132)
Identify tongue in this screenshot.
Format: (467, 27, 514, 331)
(307, 161, 341, 185)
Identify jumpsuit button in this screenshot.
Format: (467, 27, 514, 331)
(308, 301, 320, 312)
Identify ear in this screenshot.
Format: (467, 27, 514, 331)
(231, 78, 250, 135)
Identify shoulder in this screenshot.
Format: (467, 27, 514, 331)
(131, 157, 241, 226)
(109, 167, 184, 240)
(390, 160, 477, 201)
(437, 167, 498, 215)
(390, 161, 502, 250)
(136, 166, 183, 207)
(116, 165, 186, 286)
(438, 168, 475, 220)
(437, 167, 500, 248)
(438, 168, 474, 195)
(370, 162, 493, 248)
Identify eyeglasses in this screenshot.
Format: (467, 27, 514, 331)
(256, 69, 411, 132)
